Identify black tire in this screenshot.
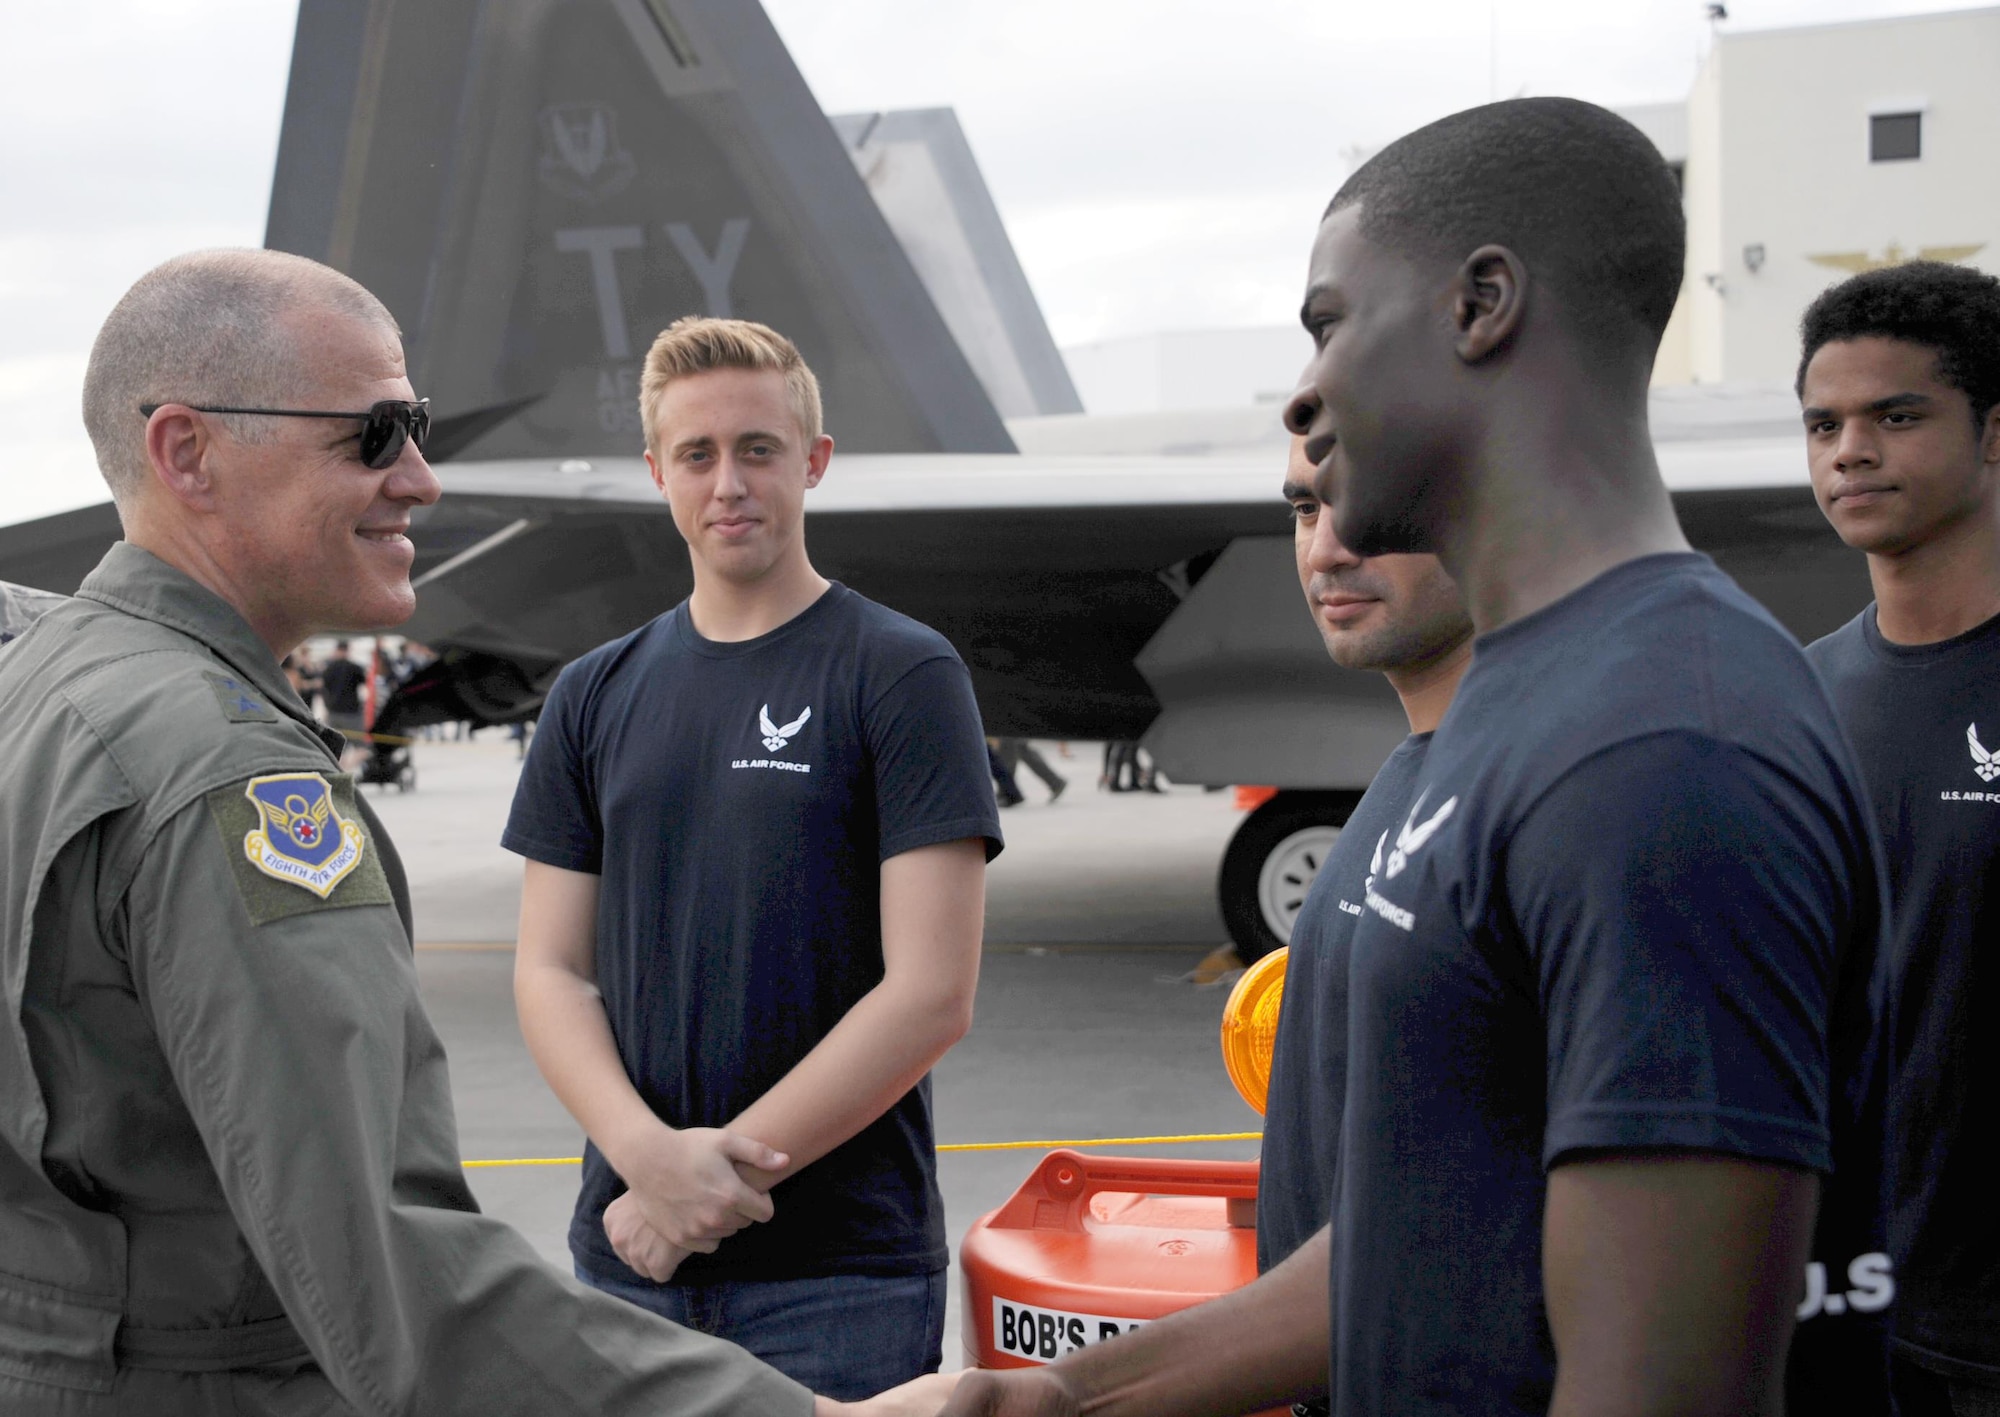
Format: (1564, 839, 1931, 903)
(1218, 790, 1364, 961)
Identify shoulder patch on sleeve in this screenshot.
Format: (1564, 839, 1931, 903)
(202, 670, 281, 724)
(206, 772, 393, 925)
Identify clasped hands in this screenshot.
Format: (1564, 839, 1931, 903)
(604, 1125, 787, 1282)
(604, 1128, 1083, 1415)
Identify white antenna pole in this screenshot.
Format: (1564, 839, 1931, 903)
(1489, 0, 1498, 102)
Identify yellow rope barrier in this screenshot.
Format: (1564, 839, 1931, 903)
(937, 1132, 1261, 1154)
(461, 1132, 1262, 1169)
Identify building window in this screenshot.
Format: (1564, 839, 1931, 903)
(1870, 112, 1922, 162)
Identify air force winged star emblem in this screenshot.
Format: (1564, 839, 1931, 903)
(759, 704, 812, 753)
(537, 102, 637, 202)
(241, 773, 366, 899)
(1969, 723, 2000, 783)
(1384, 790, 1457, 880)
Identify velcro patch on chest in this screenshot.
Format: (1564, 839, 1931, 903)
(206, 772, 393, 924)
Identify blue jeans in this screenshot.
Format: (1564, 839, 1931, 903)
(579, 1264, 946, 1400)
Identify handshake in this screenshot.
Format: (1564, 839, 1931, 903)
(821, 1367, 1081, 1417)
(606, 1126, 1091, 1417)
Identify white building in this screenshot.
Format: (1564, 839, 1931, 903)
(1054, 8, 2000, 413)
(1060, 326, 1314, 418)
(1653, 5, 2000, 385)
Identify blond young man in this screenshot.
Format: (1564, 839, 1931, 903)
(506, 318, 1000, 1399)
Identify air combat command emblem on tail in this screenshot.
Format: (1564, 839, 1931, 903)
(242, 773, 367, 897)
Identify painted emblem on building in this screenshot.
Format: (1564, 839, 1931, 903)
(537, 102, 637, 202)
(241, 773, 367, 898)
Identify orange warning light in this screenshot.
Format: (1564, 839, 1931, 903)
(1219, 947, 1288, 1115)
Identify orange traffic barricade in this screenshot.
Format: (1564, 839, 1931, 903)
(959, 1149, 1290, 1415)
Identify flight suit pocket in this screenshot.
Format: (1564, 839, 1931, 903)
(0, 1268, 119, 1393)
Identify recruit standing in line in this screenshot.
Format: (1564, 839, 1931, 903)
(0, 248, 945, 1417)
(940, 96, 1893, 1417)
(1257, 430, 1472, 1299)
(1799, 260, 2000, 1417)
(507, 317, 1001, 1399)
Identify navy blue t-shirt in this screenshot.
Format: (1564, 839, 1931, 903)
(1258, 733, 1430, 1274)
(502, 583, 1003, 1284)
(1331, 554, 1893, 1416)
(1809, 605, 2000, 1383)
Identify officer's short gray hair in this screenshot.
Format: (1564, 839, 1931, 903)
(81, 249, 398, 502)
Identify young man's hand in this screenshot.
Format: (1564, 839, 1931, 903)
(815, 1371, 965, 1417)
(937, 1368, 1080, 1416)
(601, 1192, 691, 1281)
(618, 1125, 786, 1251)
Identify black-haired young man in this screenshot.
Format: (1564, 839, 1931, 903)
(1259, 433, 1471, 1292)
(1799, 260, 2000, 1417)
(940, 97, 1890, 1417)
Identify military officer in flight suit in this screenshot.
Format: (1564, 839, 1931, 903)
(0, 248, 952, 1417)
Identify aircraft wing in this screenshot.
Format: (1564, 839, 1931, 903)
(0, 429, 1866, 785)
(395, 452, 1296, 743)
(384, 435, 1865, 783)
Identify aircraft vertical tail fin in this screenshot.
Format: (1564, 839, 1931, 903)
(266, 0, 1015, 457)
(831, 108, 1083, 420)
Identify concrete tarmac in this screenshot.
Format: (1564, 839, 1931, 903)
(371, 736, 1265, 1370)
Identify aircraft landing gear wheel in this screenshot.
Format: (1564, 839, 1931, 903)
(1218, 791, 1363, 962)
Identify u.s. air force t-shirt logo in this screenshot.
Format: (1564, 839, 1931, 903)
(1361, 790, 1457, 932)
(1941, 722, 2000, 802)
(733, 702, 813, 774)
(241, 772, 367, 897)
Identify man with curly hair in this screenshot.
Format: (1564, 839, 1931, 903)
(1800, 260, 2000, 1417)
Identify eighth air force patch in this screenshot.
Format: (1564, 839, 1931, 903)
(241, 772, 367, 899)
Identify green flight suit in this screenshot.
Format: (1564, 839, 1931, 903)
(0, 543, 810, 1417)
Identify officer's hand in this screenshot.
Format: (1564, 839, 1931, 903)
(937, 1367, 1081, 1417)
(603, 1191, 690, 1282)
(625, 1126, 787, 1249)
(814, 1372, 964, 1416)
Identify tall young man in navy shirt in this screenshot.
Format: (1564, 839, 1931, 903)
(505, 317, 1002, 1400)
(942, 97, 1890, 1417)
(1259, 433, 1471, 1287)
(1798, 262, 2000, 1417)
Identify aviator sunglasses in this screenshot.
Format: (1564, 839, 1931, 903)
(138, 398, 431, 471)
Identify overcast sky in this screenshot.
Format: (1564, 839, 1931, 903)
(0, 0, 1984, 523)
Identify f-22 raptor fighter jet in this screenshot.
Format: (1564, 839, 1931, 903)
(0, 0, 1870, 957)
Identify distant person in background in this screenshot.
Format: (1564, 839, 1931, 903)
(1797, 261, 2000, 1417)
(1099, 740, 1160, 793)
(986, 738, 1024, 808)
(995, 738, 1065, 803)
(293, 647, 322, 717)
(320, 638, 367, 761)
